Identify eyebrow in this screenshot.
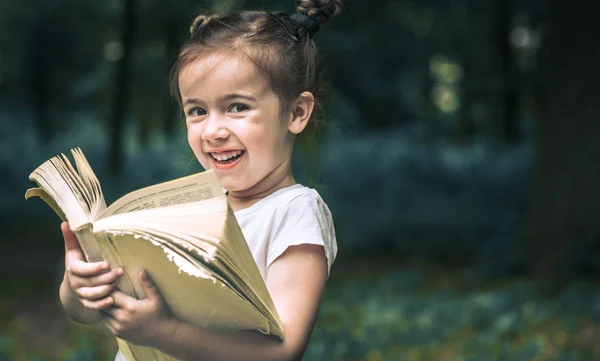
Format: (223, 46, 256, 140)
(182, 93, 258, 106)
(182, 98, 202, 106)
(221, 93, 257, 102)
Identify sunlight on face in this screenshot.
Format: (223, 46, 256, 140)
(178, 53, 295, 194)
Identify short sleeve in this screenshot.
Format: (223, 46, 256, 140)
(266, 191, 337, 277)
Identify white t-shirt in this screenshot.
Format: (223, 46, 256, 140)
(115, 183, 337, 360)
(234, 183, 337, 279)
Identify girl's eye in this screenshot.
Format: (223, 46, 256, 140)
(187, 107, 206, 117)
(230, 104, 249, 113)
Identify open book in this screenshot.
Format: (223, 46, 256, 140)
(25, 148, 284, 361)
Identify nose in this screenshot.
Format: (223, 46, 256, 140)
(201, 113, 229, 141)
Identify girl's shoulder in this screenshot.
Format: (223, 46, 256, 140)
(235, 183, 329, 219)
(236, 183, 338, 276)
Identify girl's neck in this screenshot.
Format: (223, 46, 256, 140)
(226, 161, 296, 212)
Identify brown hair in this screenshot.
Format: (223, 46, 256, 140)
(170, 0, 343, 147)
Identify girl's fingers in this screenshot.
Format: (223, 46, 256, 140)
(67, 259, 110, 277)
(68, 267, 123, 289)
(62, 222, 83, 255)
(86, 268, 123, 287)
(80, 296, 114, 310)
(102, 312, 124, 336)
(104, 318, 117, 334)
(77, 282, 119, 300)
(139, 270, 160, 301)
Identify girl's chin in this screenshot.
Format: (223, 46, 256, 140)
(217, 178, 244, 192)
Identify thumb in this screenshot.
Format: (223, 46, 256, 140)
(61, 221, 84, 259)
(139, 270, 161, 302)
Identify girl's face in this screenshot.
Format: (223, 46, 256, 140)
(178, 54, 295, 195)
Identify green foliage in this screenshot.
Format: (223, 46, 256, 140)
(62, 336, 104, 361)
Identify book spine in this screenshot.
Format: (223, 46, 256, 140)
(73, 223, 105, 263)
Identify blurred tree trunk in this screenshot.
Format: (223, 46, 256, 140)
(487, 0, 518, 144)
(30, 28, 52, 142)
(109, 0, 137, 173)
(525, 0, 600, 281)
(163, 16, 181, 135)
(455, 0, 473, 145)
(29, 19, 56, 143)
(495, 0, 518, 143)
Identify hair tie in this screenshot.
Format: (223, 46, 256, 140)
(268, 12, 320, 42)
(289, 13, 320, 39)
(268, 13, 301, 42)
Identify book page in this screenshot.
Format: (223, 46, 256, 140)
(25, 188, 67, 222)
(73, 223, 107, 263)
(25, 148, 100, 229)
(91, 227, 271, 335)
(98, 170, 223, 219)
(70, 148, 107, 219)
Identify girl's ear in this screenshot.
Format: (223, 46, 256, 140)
(288, 91, 315, 135)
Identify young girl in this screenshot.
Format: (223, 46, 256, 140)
(58, 1, 342, 360)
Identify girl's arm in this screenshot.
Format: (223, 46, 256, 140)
(106, 244, 328, 361)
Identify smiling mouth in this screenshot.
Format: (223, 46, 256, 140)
(210, 150, 245, 164)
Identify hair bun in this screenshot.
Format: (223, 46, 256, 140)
(190, 13, 220, 34)
(296, 0, 343, 24)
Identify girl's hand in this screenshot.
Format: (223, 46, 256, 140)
(62, 222, 123, 310)
(102, 270, 176, 347)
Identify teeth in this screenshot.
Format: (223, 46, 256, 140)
(211, 150, 243, 161)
